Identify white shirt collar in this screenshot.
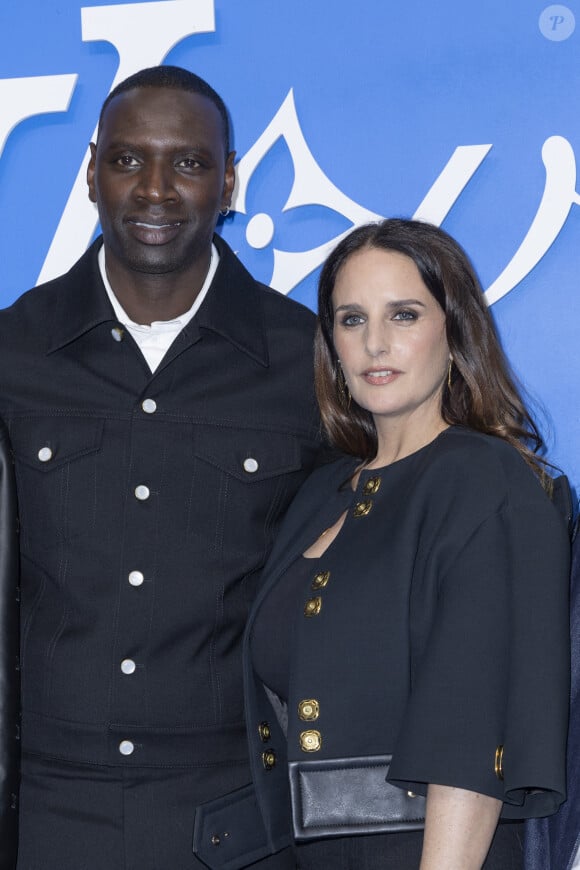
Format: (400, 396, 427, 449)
(98, 242, 219, 372)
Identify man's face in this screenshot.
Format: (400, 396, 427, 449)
(87, 86, 235, 278)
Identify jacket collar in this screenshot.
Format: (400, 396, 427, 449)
(47, 234, 270, 368)
(46, 238, 116, 354)
(195, 234, 269, 368)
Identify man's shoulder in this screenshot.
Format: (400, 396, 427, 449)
(0, 277, 62, 330)
(0, 244, 96, 331)
(256, 280, 316, 327)
(213, 235, 317, 331)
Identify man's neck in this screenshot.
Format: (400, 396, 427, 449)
(99, 243, 219, 328)
(103, 248, 213, 326)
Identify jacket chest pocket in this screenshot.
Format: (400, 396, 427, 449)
(190, 427, 304, 574)
(10, 417, 105, 554)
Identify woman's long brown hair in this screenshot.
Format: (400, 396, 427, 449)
(315, 218, 549, 482)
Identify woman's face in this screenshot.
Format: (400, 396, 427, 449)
(332, 246, 449, 439)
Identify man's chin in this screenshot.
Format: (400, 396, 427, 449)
(121, 247, 197, 277)
(128, 259, 181, 276)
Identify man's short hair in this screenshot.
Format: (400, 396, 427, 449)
(98, 65, 232, 155)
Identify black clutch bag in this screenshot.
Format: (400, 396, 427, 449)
(288, 754, 425, 840)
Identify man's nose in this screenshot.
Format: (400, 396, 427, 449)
(135, 161, 178, 202)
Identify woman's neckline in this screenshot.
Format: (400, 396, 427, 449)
(354, 425, 455, 480)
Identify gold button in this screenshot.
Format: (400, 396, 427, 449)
(353, 500, 373, 517)
(258, 721, 271, 742)
(304, 596, 322, 617)
(298, 699, 320, 721)
(311, 571, 330, 590)
(300, 730, 322, 752)
(262, 749, 276, 770)
(494, 745, 504, 781)
(363, 476, 381, 495)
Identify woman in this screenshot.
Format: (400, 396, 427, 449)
(194, 219, 571, 870)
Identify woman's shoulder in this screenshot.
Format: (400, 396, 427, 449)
(433, 425, 535, 473)
(425, 426, 551, 510)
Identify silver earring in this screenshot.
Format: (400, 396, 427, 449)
(220, 206, 231, 217)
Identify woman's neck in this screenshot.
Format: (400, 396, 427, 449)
(369, 417, 450, 469)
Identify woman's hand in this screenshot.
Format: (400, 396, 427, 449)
(419, 784, 502, 870)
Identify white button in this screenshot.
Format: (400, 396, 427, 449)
(243, 457, 259, 473)
(111, 327, 124, 342)
(37, 447, 53, 462)
(119, 740, 134, 756)
(134, 485, 150, 501)
(121, 658, 136, 675)
(128, 571, 144, 587)
(142, 399, 157, 414)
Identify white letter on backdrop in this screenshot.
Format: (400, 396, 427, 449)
(0, 75, 77, 158)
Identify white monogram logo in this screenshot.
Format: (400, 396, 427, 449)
(1, 0, 579, 305)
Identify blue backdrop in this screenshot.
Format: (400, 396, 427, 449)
(1, 0, 580, 489)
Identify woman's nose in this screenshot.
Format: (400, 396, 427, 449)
(364, 322, 389, 357)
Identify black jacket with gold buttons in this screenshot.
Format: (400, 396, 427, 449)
(194, 426, 571, 869)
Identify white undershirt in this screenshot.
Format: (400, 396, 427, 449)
(98, 243, 219, 372)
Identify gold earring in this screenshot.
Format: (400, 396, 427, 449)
(337, 364, 351, 410)
(447, 359, 453, 391)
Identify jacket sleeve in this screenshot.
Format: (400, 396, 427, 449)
(389, 491, 570, 819)
(0, 421, 20, 869)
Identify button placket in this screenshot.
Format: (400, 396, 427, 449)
(112, 420, 162, 737)
(354, 474, 382, 518)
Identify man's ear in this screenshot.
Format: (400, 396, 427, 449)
(221, 150, 236, 209)
(87, 142, 97, 204)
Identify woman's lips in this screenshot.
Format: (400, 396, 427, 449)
(361, 368, 401, 385)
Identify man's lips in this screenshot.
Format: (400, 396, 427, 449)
(126, 218, 183, 245)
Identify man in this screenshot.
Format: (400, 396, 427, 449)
(0, 66, 324, 869)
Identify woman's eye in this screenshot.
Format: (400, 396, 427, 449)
(341, 313, 365, 327)
(393, 309, 418, 322)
